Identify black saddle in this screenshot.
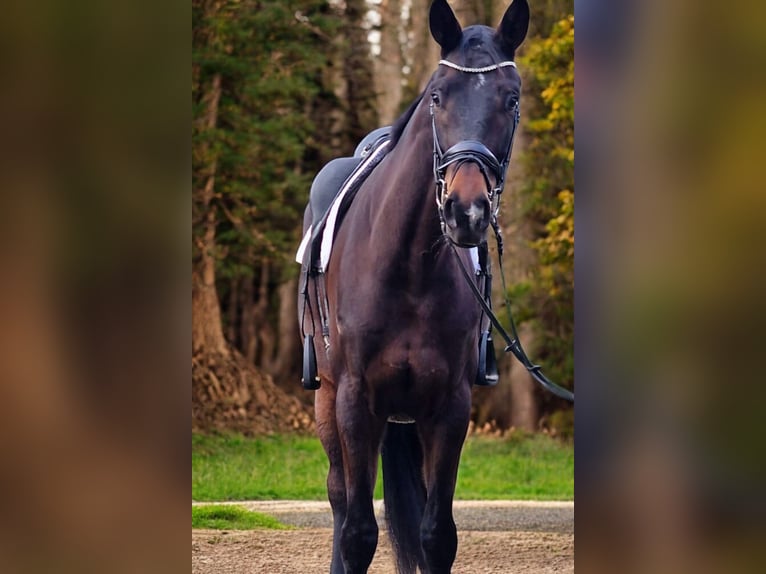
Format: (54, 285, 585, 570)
(308, 126, 391, 233)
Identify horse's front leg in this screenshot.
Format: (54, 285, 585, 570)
(315, 384, 347, 574)
(335, 374, 385, 573)
(419, 384, 471, 574)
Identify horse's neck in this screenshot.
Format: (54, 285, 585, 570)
(368, 128, 442, 262)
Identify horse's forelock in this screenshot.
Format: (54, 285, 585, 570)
(457, 25, 507, 67)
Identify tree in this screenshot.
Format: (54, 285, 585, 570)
(341, 0, 380, 145)
(513, 13, 574, 435)
(466, 3, 573, 434)
(192, 0, 336, 432)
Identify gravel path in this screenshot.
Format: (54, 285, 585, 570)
(192, 500, 574, 573)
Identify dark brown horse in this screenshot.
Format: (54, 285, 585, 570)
(299, 1, 529, 572)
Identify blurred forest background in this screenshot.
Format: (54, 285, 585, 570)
(192, 0, 573, 437)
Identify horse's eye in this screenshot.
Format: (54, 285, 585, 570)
(431, 92, 441, 107)
(504, 93, 519, 110)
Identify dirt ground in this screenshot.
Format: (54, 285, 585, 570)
(192, 501, 574, 573)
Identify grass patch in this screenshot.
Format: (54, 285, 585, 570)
(192, 504, 291, 530)
(192, 432, 572, 501)
(193, 433, 331, 500)
(456, 433, 573, 499)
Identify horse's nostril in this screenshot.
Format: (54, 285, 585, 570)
(442, 197, 458, 227)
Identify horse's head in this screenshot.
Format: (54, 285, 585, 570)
(428, 0, 529, 247)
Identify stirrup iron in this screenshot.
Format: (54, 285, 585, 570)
(475, 330, 499, 386)
(301, 335, 321, 390)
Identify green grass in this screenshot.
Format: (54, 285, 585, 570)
(192, 504, 291, 530)
(193, 433, 331, 500)
(455, 434, 573, 499)
(192, 432, 573, 501)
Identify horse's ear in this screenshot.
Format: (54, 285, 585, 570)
(430, 0, 462, 57)
(495, 0, 530, 57)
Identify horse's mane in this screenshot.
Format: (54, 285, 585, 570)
(388, 92, 424, 148)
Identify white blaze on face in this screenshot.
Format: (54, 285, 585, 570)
(475, 73, 486, 89)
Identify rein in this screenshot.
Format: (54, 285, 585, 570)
(450, 241, 575, 402)
(434, 59, 575, 403)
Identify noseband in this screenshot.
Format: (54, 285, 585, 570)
(431, 59, 521, 231)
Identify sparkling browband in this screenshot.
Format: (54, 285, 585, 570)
(438, 60, 516, 73)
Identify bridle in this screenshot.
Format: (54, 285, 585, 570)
(432, 58, 575, 403)
(430, 59, 521, 235)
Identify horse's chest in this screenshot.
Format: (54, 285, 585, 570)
(373, 340, 448, 381)
(354, 316, 473, 387)
(360, 332, 471, 418)
(334, 275, 478, 384)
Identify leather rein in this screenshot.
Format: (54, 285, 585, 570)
(433, 59, 575, 403)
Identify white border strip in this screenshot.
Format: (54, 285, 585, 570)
(295, 224, 313, 263)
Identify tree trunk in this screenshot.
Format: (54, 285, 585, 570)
(267, 275, 301, 386)
(404, 0, 441, 99)
(240, 275, 257, 364)
(253, 260, 275, 369)
(226, 276, 239, 346)
(192, 72, 228, 358)
(191, 1, 316, 436)
(508, 324, 539, 432)
(500, 75, 540, 430)
(343, 0, 379, 145)
(375, 0, 404, 124)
